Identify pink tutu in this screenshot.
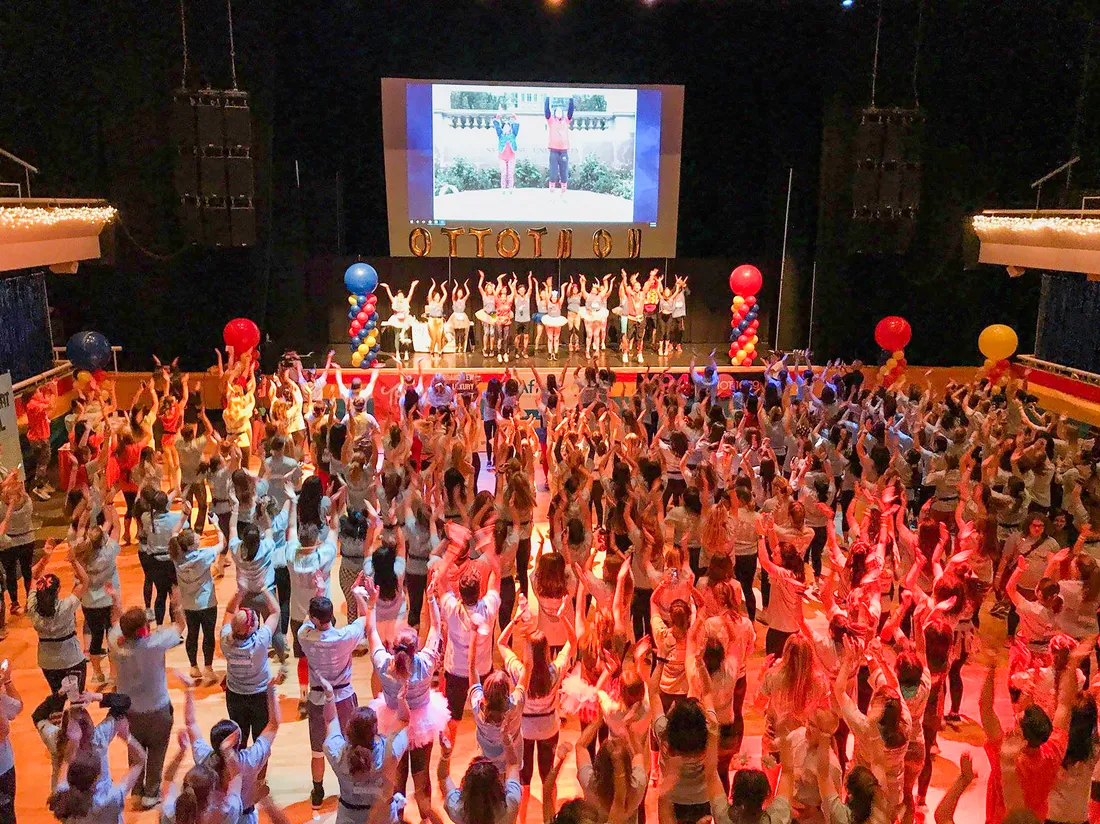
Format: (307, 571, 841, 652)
(560, 672, 598, 716)
(369, 690, 451, 749)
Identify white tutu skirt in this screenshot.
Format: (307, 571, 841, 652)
(448, 312, 471, 330)
(474, 309, 497, 325)
(541, 314, 567, 328)
(559, 672, 598, 715)
(582, 308, 609, 323)
(369, 690, 451, 749)
(382, 315, 414, 330)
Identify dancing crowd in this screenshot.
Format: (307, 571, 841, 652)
(3, 342, 1100, 824)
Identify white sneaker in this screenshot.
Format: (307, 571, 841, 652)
(622, 353, 628, 364)
(637, 353, 644, 364)
(504, 353, 509, 363)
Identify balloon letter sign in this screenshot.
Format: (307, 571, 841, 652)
(727, 265, 762, 366)
(977, 324, 1018, 388)
(873, 316, 912, 387)
(344, 262, 381, 367)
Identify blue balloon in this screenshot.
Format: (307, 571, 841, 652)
(348, 309, 358, 320)
(66, 331, 112, 370)
(344, 263, 379, 295)
(364, 319, 377, 331)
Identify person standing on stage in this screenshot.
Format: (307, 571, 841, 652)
(448, 279, 472, 356)
(545, 96, 574, 198)
(475, 271, 499, 360)
(493, 105, 520, 195)
(424, 279, 449, 360)
(513, 274, 534, 360)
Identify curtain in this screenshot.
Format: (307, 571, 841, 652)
(0, 270, 53, 383)
(1036, 273, 1100, 375)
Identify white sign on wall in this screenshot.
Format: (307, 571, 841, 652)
(0, 373, 23, 480)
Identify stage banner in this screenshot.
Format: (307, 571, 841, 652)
(0, 372, 24, 480)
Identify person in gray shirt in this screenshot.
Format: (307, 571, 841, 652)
(107, 590, 185, 809)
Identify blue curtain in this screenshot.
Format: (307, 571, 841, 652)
(1036, 273, 1100, 375)
(0, 271, 53, 383)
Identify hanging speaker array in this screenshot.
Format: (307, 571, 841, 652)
(848, 107, 923, 255)
(172, 88, 255, 247)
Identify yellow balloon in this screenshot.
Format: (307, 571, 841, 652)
(357, 343, 369, 355)
(983, 358, 995, 369)
(744, 343, 755, 354)
(75, 371, 91, 385)
(733, 295, 746, 308)
(750, 335, 758, 346)
(886, 358, 897, 370)
(348, 295, 358, 306)
(365, 334, 377, 348)
(978, 324, 1018, 361)
(351, 352, 363, 366)
(892, 350, 904, 360)
(734, 352, 745, 364)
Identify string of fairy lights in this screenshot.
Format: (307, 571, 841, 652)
(973, 214, 1100, 238)
(0, 205, 118, 231)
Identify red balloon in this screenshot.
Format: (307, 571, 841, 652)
(745, 295, 757, 307)
(874, 316, 912, 351)
(347, 326, 356, 338)
(356, 311, 368, 323)
(92, 369, 107, 382)
(732, 312, 743, 324)
(351, 320, 362, 334)
(730, 319, 738, 328)
(749, 320, 759, 330)
(729, 265, 763, 297)
(223, 317, 260, 352)
(366, 295, 378, 308)
(737, 335, 748, 345)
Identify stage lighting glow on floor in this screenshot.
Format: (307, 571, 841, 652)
(841, 0, 855, 7)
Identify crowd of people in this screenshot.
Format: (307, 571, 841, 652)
(2, 342, 1100, 824)
(378, 270, 689, 364)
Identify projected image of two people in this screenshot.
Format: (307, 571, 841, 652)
(431, 84, 639, 222)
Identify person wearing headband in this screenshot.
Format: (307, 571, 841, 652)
(220, 585, 282, 747)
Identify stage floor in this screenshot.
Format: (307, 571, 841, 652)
(334, 346, 760, 375)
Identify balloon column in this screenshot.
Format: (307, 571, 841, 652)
(66, 331, 112, 390)
(727, 265, 763, 366)
(345, 263, 381, 367)
(873, 316, 912, 387)
(977, 324, 1018, 388)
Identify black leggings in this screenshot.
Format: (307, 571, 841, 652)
(0, 765, 13, 824)
(948, 650, 969, 715)
(632, 588, 653, 641)
(484, 420, 497, 465)
(500, 576, 517, 628)
(806, 526, 828, 578)
(516, 537, 531, 596)
(274, 566, 291, 636)
(0, 543, 33, 605)
(138, 552, 154, 610)
(148, 557, 176, 625)
(733, 554, 759, 624)
(521, 733, 559, 785)
(43, 660, 87, 695)
(185, 606, 218, 667)
(226, 689, 269, 747)
(83, 605, 112, 656)
(406, 572, 428, 628)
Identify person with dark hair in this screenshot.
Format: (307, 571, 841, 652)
(139, 489, 183, 626)
(168, 527, 221, 685)
(28, 540, 89, 693)
(179, 672, 278, 824)
(979, 645, 1088, 824)
(0, 663, 23, 824)
(298, 586, 370, 811)
(441, 560, 501, 723)
(437, 728, 522, 824)
(48, 718, 148, 824)
(107, 587, 185, 809)
(0, 470, 38, 615)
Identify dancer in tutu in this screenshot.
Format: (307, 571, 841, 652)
(424, 279, 448, 359)
(474, 271, 499, 359)
(363, 577, 449, 822)
(448, 279, 472, 355)
(380, 280, 419, 362)
(540, 288, 567, 360)
(513, 274, 534, 360)
(579, 274, 612, 358)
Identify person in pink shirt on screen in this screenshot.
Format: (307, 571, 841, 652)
(545, 96, 574, 197)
